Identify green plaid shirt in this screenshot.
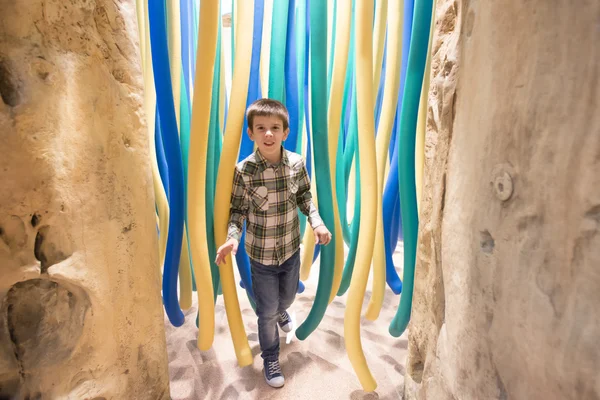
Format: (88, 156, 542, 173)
(226, 148, 323, 265)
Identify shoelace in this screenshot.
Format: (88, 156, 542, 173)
(268, 361, 282, 375)
(279, 312, 289, 323)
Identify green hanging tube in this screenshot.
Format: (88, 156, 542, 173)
(337, 90, 361, 296)
(389, 0, 434, 338)
(206, 14, 224, 302)
(326, 0, 338, 100)
(179, 66, 197, 292)
(336, 0, 356, 245)
(295, 0, 336, 341)
(295, 0, 308, 238)
(268, 0, 289, 101)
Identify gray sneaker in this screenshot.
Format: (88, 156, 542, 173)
(264, 359, 285, 388)
(278, 311, 293, 333)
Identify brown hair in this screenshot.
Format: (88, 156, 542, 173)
(246, 98, 290, 131)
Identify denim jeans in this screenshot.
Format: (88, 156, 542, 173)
(250, 250, 300, 361)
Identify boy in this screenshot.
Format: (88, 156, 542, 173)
(215, 98, 331, 388)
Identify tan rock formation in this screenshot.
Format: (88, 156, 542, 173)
(405, 1, 600, 399)
(0, 1, 169, 398)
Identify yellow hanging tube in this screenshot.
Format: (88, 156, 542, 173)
(344, 0, 378, 392)
(213, 0, 255, 368)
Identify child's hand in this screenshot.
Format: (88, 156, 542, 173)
(215, 238, 239, 265)
(313, 225, 332, 246)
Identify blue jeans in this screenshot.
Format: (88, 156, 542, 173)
(250, 250, 301, 361)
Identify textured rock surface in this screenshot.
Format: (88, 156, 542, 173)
(0, 0, 169, 398)
(406, 0, 600, 399)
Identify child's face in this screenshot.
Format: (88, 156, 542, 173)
(248, 115, 289, 163)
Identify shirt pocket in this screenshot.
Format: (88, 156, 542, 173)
(249, 185, 269, 212)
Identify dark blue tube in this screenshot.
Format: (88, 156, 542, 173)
(223, 91, 229, 131)
(284, 0, 299, 152)
(303, 0, 312, 179)
(282, 0, 307, 294)
(148, 0, 185, 327)
(238, 0, 264, 161)
(342, 76, 353, 148)
(382, 128, 403, 294)
(155, 108, 170, 201)
(301, 0, 321, 262)
(391, 191, 403, 242)
(390, 0, 415, 161)
(389, 107, 403, 246)
(374, 31, 387, 133)
(235, 228, 256, 301)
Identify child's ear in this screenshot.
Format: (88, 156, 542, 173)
(283, 128, 290, 140)
(247, 127, 254, 140)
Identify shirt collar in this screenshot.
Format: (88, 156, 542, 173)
(254, 146, 289, 172)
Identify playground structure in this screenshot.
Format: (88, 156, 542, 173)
(1, 0, 599, 399)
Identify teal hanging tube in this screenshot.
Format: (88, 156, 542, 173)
(268, 0, 289, 101)
(389, 0, 434, 337)
(295, 0, 336, 340)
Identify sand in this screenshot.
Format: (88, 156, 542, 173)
(165, 244, 407, 400)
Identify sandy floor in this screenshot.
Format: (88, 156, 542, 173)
(164, 243, 407, 400)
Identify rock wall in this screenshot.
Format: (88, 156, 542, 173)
(0, 1, 169, 398)
(406, 0, 600, 399)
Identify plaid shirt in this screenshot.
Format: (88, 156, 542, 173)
(226, 148, 323, 265)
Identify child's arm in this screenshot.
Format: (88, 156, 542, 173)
(295, 160, 323, 229)
(226, 166, 248, 241)
(216, 167, 248, 265)
(295, 162, 332, 245)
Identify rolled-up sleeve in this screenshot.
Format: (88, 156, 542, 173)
(295, 160, 323, 229)
(226, 167, 248, 241)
